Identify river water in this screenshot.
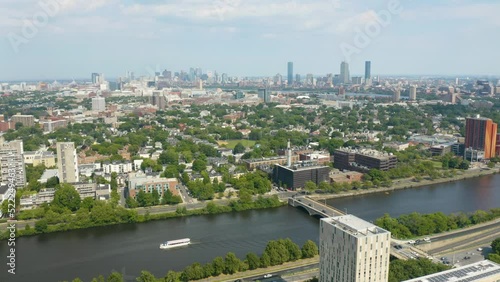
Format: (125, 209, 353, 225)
(1, 174, 499, 282)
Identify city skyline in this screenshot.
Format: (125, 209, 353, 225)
(1, 0, 500, 80)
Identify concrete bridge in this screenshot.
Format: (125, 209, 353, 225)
(288, 196, 422, 260)
(288, 196, 345, 218)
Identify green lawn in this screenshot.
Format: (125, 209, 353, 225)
(431, 161, 442, 168)
(218, 139, 256, 149)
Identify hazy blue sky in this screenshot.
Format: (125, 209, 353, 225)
(1, 0, 499, 81)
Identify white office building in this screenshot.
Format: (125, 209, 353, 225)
(320, 215, 391, 282)
(92, 96, 106, 112)
(102, 161, 133, 174)
(56, 142, 79, 183)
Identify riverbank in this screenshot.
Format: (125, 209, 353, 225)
(311, 167, 500, 201)
(0, 196, 285, 240)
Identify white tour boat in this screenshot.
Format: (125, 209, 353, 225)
(160, 238, 191, 249)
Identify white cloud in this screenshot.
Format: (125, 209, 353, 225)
(401, 2, 500, 26)
(335, 10, 380, 34)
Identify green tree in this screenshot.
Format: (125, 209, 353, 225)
(301, 240, 318, 258)
(260, 252, 271, 268)
(211, 256, 225, 276)
(81, 197, 95, 211)
(489, 253, 500, 264)
(34, 219, 48, 233)
(136, 270, 156, 282)
(91, 275, 106, 282)
(304, 181, 317, 194)
(224, 252, 241, 274)
(283, 238, 302, 261)
(202, 262, 214, 278)
(233, 142, 246, 154)
(246, 252, 260, 270)
(126, 197, 139, 208)
(459, 160, 470, 170)
(192, 159, 207, 172)
(53, 184, 81, 212)
(106, 271, 124, 282)
(492, 237, 500, 254)
(164, 271, 180, 282)
(46, 176, 59, 188)
(159, 150, 179, 165)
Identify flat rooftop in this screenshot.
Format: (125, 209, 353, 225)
(276, 163, 329, 171)
(403, 260, 500, 282)
(322, 214, 389, 238)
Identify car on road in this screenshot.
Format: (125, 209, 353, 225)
(424, 237, 431, 242)
(477, 247, 483, 251)
(263, 274, 273, 278)
(394, 245, 403, 250)
(408, 240, 415, 244)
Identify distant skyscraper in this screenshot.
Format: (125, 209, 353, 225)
(409, 85, 417, 101)
(92, 96, 106, 112)
(365, 61, 371, 80)
(274, 73, 282, 86)
(352, 77, 362, 84)
(393, 88, 401, 102)
(306, 74, 314, 86)
(57, 142, 79, 183)
(365, 61, 372, 85)
(320, 215, 391, 282)
(264, 91, 272, 103)
(340, 61, 350, 84)
(287, 62, 294, 86)
(150, 91, 166, 110)
(465, 117, 498, 159)
(91, 73, 100, 84)
(295, 74, 301, 84)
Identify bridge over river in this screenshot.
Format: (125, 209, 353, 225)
(288, 196, 427, 260)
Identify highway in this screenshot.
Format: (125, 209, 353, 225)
(201, 261, 319, 282)
(428, 226, 500, 255)
(429, 220, 500, 243)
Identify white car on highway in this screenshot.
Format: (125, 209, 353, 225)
(263, 274, 273, 278)
(408, 240, 416, 244)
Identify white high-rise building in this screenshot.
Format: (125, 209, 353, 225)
(320, 215, 391, 282)
(92, 96, 106, 112)
(0, 150, 26, 189)
(57, 142, 79, 183)
(409, 85, 417, 101)
(393, 88, 401, 102)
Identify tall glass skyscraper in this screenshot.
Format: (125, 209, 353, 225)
(365, 61, 371, 80)
(340, 61, 350, 84)
(287, 62, 293, 86)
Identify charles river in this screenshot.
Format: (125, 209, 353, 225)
(2, 174, 500, 282)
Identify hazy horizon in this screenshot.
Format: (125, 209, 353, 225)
(1, 0, 500, 81)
